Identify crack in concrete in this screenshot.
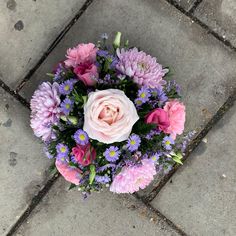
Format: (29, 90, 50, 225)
(188, 0, 203, 14)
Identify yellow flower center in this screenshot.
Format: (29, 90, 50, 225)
(64, 85, 70, 91)
(140, 92, 146, 98)
(165, 140, 171, 145)
(65, 104, 70, 109)
(130, 140, 136, 145)
(60, 147, 66, 153)
(79, 134, 85, 141)
(109, 151, 116, 157)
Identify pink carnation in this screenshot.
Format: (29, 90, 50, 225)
(116, 48, 167, 88)
(163, 100, 186, 139)
(64, 43, 97, 67)
(55, 159, 82, 185)
(30, 82, 61, 142)
(74, 62, 98, 86)
(110, 159, 156, 194)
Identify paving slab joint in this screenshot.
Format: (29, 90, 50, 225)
(165, 0, 236, 52)
(0, 79, 29, 109)
(142, 88, 236, 203)
(15, 0, 94, 93)
(5, 174, 59, 236)
(188, 0, 203, 14)
(134, 193, 189, 236)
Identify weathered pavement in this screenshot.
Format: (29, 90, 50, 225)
(1, 0, 236, 235)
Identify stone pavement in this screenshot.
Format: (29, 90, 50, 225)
(1, 0, 236, 235)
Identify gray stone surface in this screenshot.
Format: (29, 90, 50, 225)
(151, 103, 236, 235)
(19, 0, 236, 196)
(15, 177, 181, 236)
(0, 0, 86, 89)
(194, 0, 236, 48)
(0, 88, 50, 235)
(176, 0, 196, 11)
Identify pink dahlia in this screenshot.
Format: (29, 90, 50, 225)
(116, 48, 167, 88)
(30, 82, 61, 142)
(110, 159, 156, 194)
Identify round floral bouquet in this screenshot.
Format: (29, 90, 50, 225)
(30, 32, 188, 196)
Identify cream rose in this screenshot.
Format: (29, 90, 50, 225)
(83, 89, 139, 144)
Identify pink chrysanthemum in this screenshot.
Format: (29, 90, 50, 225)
(116, 48, 167, 88)
(110, 159, 156, 194)
(30, 82, 61, 142)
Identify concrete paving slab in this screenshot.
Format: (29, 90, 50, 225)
(19, 0, 236, 197)
(0, 0, 86, 90)
(176, 0, 197, 11)
(151, 103, 236, 235)
(194, 0, 236, 48)
(15, 177, 181, 236)
(0, 88, 50, 235)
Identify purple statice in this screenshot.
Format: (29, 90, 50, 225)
(43, 146, 54, 159)
(59, 79, 75, 95)
(179, 130, 196, 153)
(97, 164, 116, 173)
(60, 98, 74, 115)
(145, 129, 161, 140)
(73, 129, 89, 146)
(95, 175, 110, 184)
(162, 136, 175, 150)
(53, 63, 64, 81)
(127, 134, 141, 152)
(166, 80, 181, 95)
(137, 86, 151, 103)
(97, 50, 109, 57)
(56, 143, 69, 161)
(104, 146, 121, 162)
(70, 155, 77, 164)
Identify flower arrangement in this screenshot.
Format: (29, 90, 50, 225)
(30, 32, 189, 197)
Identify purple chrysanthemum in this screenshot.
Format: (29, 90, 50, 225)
(60, 98, 74, 115)
(56, 143, 69, 161)
(30, 82, 61, 142)
(138, 86, 151, 103)
(73, 129, 89, 146)
(127, 134, 141, 152)
(116, 48, 167, 88)
(162, 136, 175, 150)
(59, 79, 75, 95)
(104, 146, 121, 162)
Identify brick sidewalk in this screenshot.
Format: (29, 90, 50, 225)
(1, 0, 236, 235)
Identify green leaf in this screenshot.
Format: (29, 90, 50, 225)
(89, 165, 96, 185)
(46, 73, 55, 78)
(68, 183, 76, 190)
(172, 156, 183, 165)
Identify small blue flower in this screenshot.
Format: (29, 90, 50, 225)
(135, 98, 143, 107)
(162, 136, 175, 150)
(59, 79, 75, 95)
(56, 143, 69, 161)
(73, 129, 89, 146)
(138, 86, 151, 103)
(60, 98, 74, 115)
(97, 50, 109, 57)
(127, 134, 141, 152)
(95, 175, 110, 184)
(104, 146, 121, 162)
(150, 152, 162, 162)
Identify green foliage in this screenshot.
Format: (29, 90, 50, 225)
(132, 119, 156, 135)
(89, 165, 96, 185)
